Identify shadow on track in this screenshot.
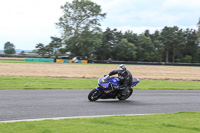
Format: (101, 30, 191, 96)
(88, 100, 144, 105)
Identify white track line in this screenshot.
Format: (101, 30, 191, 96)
(0, 114, 154, 123)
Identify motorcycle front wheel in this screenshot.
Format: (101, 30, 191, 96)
(88, 89, 103, 101)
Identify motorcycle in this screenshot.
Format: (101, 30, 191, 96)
(88, 75, 140, 101)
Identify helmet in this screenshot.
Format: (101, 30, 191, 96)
(117, 64, 126, 74)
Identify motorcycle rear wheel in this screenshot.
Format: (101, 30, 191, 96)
(117, 89, 133, 100)
(88, 89, 103, 101)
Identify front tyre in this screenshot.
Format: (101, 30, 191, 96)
(88, 89, 103, 101)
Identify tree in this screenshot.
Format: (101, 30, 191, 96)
(36, 43, 46, 57)
(196, 17, 200, 62)
(49, 37, 62, 58)
(150, 30, 164, 62)
(124, 30, 138, 45)
(161, 26, 174, 62)
(136, 35, 154, 61)
(161, 26, 186, 63)
(144, 30, 151, 37)
(44, 45, 53, 58)
(113, 39, 137, 61)
(94, 28, 113, 60)
(183, 55, 192, 63)
(183, 28, 198, 62)
(35, 37, 63, 58)
(56, 0, 106, 58)
(20, 51, 25, 55)
(94, 28, 123, 60)
(4, 42, 16, 54)
(197, 17, 200, 39)
(171, 28, 185, 63)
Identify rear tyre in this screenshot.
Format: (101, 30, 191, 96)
(117, 89, 133, 100)
(88, 89, 103, 101)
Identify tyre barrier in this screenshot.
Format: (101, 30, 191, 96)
(25, 58, 88, 64)
(25, 58, 54, 62)
(56, 59, 88, 63)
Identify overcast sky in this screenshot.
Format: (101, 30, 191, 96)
(0, 0, 200, 50)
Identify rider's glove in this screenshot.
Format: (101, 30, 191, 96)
(104, 74, 109, 77)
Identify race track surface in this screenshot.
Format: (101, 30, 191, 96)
(0, 89, 200, 122)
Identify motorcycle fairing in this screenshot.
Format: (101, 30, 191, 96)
(98, 76, 120, 89)
(131, 78, 140, 87)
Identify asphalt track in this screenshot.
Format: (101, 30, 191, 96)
(0, 89, 200, 122)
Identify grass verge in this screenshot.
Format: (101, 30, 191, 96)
(0, 112, 200, 133)
(0, 77, 96, 89)
(0, 76, 200, 90)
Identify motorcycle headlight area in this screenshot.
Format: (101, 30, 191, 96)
(99, 84, 107, 88)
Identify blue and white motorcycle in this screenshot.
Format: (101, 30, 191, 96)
(88, 75, 140, 101)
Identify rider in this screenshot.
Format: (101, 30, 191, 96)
(108, 64, 133, 96)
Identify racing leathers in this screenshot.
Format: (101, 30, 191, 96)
(109, 69, 133, 96)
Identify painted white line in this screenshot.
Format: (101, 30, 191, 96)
(0, 114, 154, 123)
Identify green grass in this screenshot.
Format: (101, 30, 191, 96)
(140, 80, 200, 90)
(0, 77, 96, 89)
(0, 76, 200, 90)
(0, 111, 200, 133)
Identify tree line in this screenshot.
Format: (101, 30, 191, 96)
(35, 26, 200, 63)
(38, 0, 200, 63)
